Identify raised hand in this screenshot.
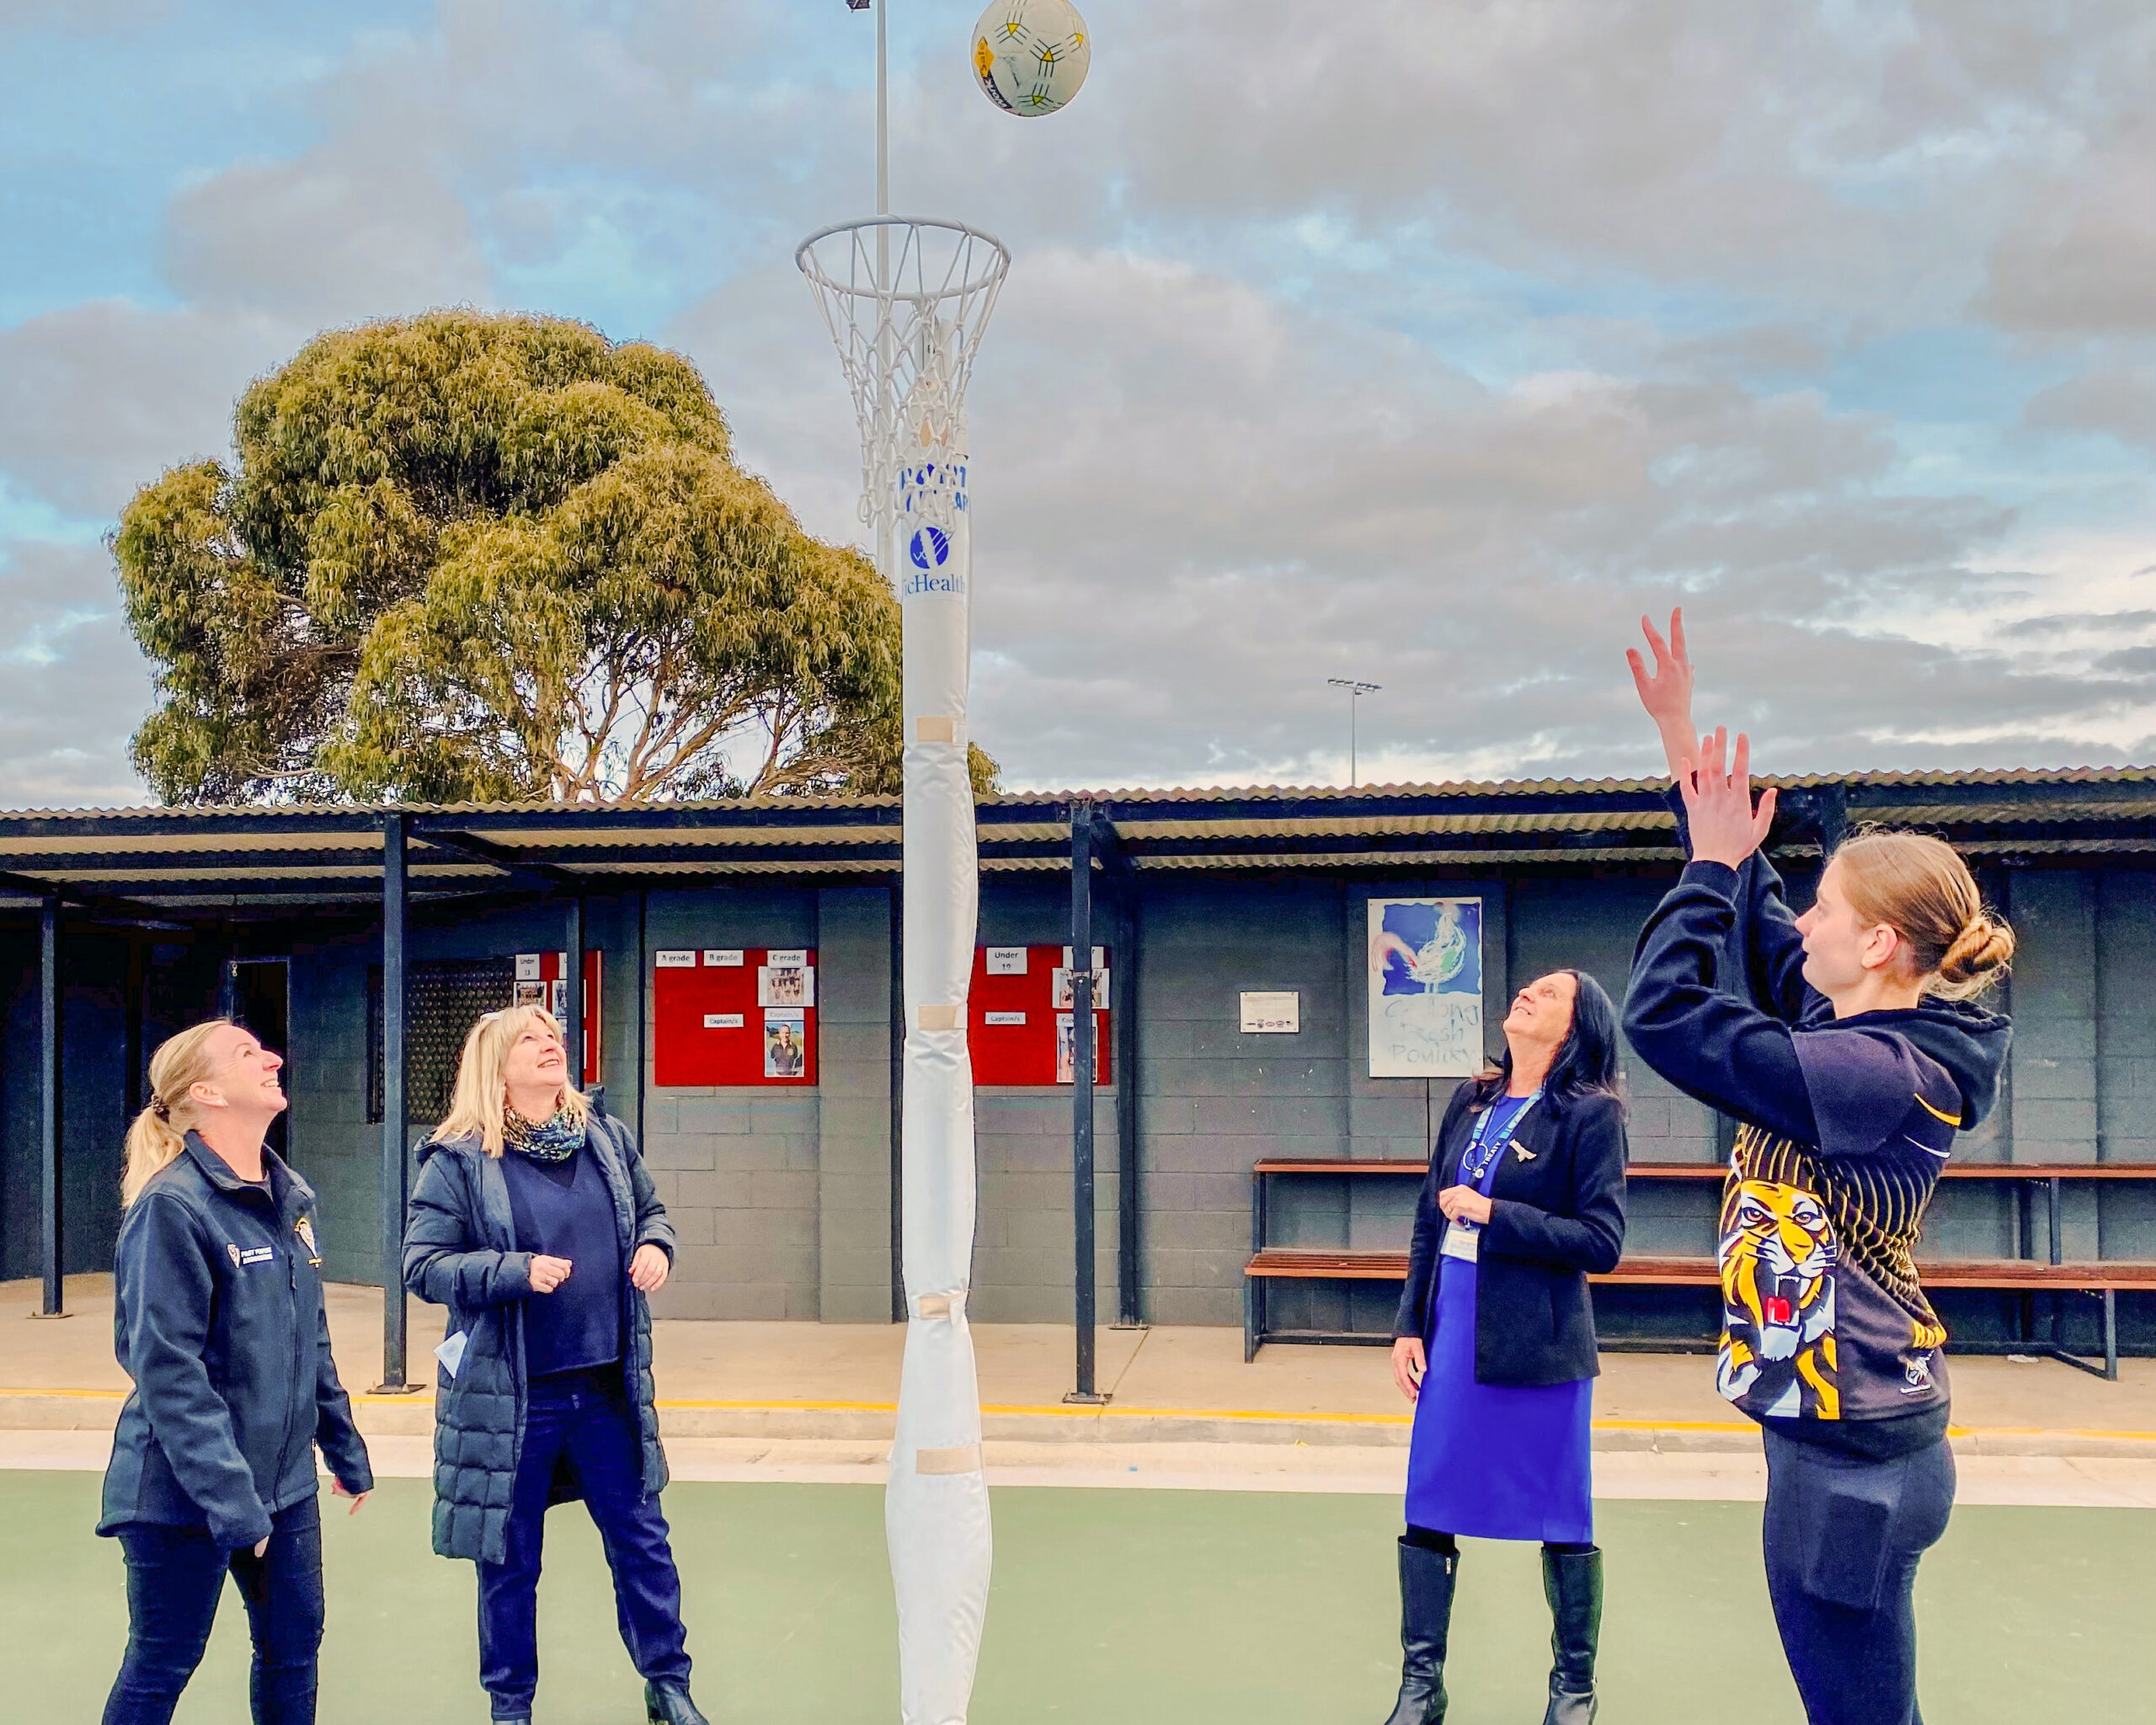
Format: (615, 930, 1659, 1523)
(1626, 608, 1699, 778)
(1676, 727, 1777, 869)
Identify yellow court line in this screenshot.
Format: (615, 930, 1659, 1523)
(7, 1389, 2154, 1445)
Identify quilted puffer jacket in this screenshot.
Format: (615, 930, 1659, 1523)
(402, 1104, 674, 1564)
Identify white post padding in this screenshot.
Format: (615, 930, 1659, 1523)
(887, 462, 991, 1725)
(798, 222, 1009, 1725)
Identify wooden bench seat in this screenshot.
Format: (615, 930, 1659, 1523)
(1242, 1248, 2154, 1374)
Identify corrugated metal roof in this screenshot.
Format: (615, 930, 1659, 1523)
(0, 765, 2148, 917)
(4, 761, 2152, 822)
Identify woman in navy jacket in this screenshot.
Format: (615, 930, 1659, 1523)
(1380, 969, 1628, 1725)
(1623, 613, 2013, 1725)
(403, 1004, 702, 1725)
(99, 1019, 373, 1725)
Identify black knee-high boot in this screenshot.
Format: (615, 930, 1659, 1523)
(1540, 1545, 1602, 1725)
(1381, 1537, 1457, 1725)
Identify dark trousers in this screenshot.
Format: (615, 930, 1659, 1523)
(478, 1367, 691, 1717)
(104, 1494, 324, 1725)
(1761, 1429, 1956, 1725)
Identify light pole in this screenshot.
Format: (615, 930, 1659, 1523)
(1328, 678, 1381, 786)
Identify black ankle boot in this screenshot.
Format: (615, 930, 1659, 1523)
(1380, 1536, 1457, 1725)
(645, 1680, 710, 1725)
(1540, 1546, 1602, 1725)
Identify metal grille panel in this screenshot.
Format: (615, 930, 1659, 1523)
(369, 959, 518, 1126)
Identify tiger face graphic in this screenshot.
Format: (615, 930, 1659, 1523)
(1717, 1178, 1838, 1418)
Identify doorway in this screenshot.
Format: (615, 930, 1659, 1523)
(226, 958, 291, 1162)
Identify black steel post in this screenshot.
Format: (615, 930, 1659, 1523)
(636, 891, 648, 1151)
(37, 895, 66, 1317)
(563, 895, 585, 1091)
(1065, 798, 1106, 1403)
(1113, 875, 1142, 1328)
(889, 879, 905, 1323)
(376, 813, 414, 1391)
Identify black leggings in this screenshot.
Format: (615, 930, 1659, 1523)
(1760, 1429, 1956, 1725)
(1405, 1525, 1593, 1557)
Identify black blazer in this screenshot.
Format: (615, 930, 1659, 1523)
(1390, 1080, 1628, 1387)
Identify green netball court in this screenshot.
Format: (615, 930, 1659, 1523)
(7, 1473, 2148, 1724)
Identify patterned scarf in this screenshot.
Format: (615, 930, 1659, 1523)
(504, 1104, 587, 1164)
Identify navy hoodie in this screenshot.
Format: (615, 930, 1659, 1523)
(99, 1133, 373, 1549)
(1624, 819, 2009, 1458)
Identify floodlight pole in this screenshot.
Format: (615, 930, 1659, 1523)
(877, 0, 889, 217)
(1328, 678, 1381, 787)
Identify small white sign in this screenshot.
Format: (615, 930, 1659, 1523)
(1061, 946, 1107, 970)
(1240, 991, 1300, 1034)
(654, 950, 697, 969)
(515, 953, 542, 981)
(766, 948, 809, 969)
(985, 946, 1029, 975)
(702, 1012, 745, 1030)
(984, 1011, 1027, 1026)
(702, 949, 744, 967)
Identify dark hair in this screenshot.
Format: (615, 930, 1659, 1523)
(1464, 969, 1623, 1116)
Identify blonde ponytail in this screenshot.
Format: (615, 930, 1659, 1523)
(122, 1019, 235, 1206)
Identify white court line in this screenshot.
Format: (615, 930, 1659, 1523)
(7, 1431, 2153, 1508)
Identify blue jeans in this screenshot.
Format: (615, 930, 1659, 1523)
(478, 1367, 691, 1718)
(1762, 1429, 1956, 1725)
(104, 1493, 324, 1725)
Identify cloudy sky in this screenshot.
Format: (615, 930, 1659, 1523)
(3, 0, 2153, 805)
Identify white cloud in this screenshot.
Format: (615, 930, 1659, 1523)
(4, 0, 2156, 808)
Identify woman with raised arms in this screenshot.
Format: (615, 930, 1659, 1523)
(1623, 613, 2013, 1725)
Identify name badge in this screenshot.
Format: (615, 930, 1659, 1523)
(1440, 1222, 1480, 1263)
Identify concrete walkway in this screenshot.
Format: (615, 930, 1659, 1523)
(9, 1276, 2153, 1464)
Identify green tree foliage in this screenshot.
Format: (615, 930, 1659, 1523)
(114, 309, 997, 803)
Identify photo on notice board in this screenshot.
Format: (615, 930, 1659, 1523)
(1367, 897, 1484, 1078)
(512, 980, 546, 1009)
(1050, 967, 1109, 1011)
(1054, 1012, 1076, 1084)
(763, 1007, 807, 1078)
(759, 964, 814, 1008)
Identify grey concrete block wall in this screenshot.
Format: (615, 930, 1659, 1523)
(639, 888, 822, 1320)
(201, 857, 2156, 1354)
(966, 878, 1123, 1324)
(2098, 871, 2156, 1260)
(815, 888, 895, 1323)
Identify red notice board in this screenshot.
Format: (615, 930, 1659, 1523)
(514, 950, 601, 1085)
(969, 944, 1111, 1087)
(653, 947, 818, 1087)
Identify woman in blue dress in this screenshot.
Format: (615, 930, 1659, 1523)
(1380, 969, 1629, 1725)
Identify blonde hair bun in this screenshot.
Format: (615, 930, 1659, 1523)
(1938, 915, 2016, 990)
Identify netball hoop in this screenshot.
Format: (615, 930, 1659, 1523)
(798, 212, 1010, 1725)
(796, 217, 1010, 537)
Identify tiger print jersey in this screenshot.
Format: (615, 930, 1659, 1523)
(1717, 1115, 1953, 1423)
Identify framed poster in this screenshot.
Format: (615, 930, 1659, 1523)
(1367, 898, 1484, 1077)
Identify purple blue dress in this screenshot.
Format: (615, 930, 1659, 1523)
(1404, 1092, 1595, 1543)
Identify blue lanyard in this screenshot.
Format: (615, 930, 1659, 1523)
(1459, 1091, 1540, 1190)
